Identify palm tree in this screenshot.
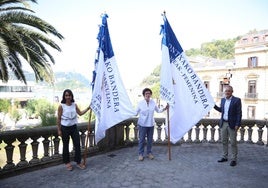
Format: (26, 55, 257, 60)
(0, 0, 64, 84)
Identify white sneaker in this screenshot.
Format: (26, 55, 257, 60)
(148, 153, 154, 160)
(138, 155, 144, 161)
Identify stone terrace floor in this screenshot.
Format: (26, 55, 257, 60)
(1, 143, 268, 188)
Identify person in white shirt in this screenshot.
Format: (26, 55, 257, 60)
(57, 89, 90, 171)
(136, 88, 168, 161)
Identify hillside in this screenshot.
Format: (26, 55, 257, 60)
(141, 35, 241, 87)
(24, 71, 91, 91)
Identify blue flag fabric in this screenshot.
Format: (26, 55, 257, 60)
(90, 14, 136, 143)
(160, 13, 215, 144)
(97, 14, 114, 60)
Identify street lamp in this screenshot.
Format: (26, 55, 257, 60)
(226, 69, 232, 79)
(225, 62, 235, 84)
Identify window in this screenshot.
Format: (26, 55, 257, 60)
(204, 81, 210, 90)
(242, 38, 248, 43)
(217, 81, 229, 98)
(245, 80, 257, 99)
(248, 80, 256, 94)
(253, 37, 259, 42)
(248, 56, 258, 68)
(247, 106, 256, 119)
(219, 81, 230, 91)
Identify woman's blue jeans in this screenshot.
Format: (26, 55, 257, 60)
(61, 124, 81, 164)
(138, 125, 154, 156)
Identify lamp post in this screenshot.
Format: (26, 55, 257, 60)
(225, 62, 234, 85)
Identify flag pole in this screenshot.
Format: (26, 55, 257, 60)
(83, 109, 92, 165)
(167, 103, 171, 160)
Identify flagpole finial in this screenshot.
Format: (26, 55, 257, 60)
(101, 12, 108, 19)
(162, 11, 166, 18)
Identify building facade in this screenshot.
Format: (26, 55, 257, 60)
(192, 30, 268, 120)
(0, 80, 35, 106)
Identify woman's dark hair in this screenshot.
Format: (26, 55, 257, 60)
(61, 89, 75, 103)
(142, 88, 152, 96)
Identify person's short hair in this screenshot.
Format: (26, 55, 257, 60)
(225, 85, 233, 92)
(142, 88, 152, 96)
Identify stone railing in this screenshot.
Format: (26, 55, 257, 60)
(0, 118, 267, 178)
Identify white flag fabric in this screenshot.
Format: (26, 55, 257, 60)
(90, 14, 136, 143)
(160, 14, 215, 144)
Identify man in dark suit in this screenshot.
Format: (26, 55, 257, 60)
(214, 85, 242, 166)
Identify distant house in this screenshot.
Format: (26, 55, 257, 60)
(0, 80, 35, 107)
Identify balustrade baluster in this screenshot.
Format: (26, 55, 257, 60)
(266, 124, 268, 147)
(52, 135, 60, 158)
(41, 135, 50, 161)
(186, 129, 192, 143)
(194, 123, 201, 143)
(124, 124, 130, 142)
(239, 127, 245, 143)
(247, 126, 253, 144)
(3, 138, 16, 170)
(178, 138, 184, 144)
(89, 130, 95, 147)
(256, 123, 264, 145)
(210, 125, 216, 143)
(164, 129, 168, 142)
(155, 122, 162, 143)
(17, 137, 29, 167)
(202, 125, 208, 143)
(29, 136, 40, 164)
(133, 123, 138, 143)
(80, 130, 86, 149)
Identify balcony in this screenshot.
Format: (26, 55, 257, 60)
(245, 92, 258, 100)
(0, 118, 267, 187)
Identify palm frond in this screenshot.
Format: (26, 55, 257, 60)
(0, 0, 64, 84)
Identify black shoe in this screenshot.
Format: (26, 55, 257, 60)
(217, 158, 228, 162)
(230, 161, 237, 166)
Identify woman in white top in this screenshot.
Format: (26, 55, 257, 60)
(57, 89, 90, 171)
(136, 88, 168, 161)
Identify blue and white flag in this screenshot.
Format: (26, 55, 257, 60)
(160, 13, 214, 144)
(90, 14, 136, 143)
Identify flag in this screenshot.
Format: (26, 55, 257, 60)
(160, 13, 215, 144)
(90, 14, 136, 143)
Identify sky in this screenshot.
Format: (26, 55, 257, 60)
(30, 0, 268, 89)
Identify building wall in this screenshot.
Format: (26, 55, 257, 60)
(194, 31, 268, 120)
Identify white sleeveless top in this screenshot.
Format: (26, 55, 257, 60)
(61, 103, 78, 126)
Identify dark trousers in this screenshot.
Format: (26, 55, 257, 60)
(61, 124, 81, 164)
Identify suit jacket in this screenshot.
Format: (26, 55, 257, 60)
(214, 96, 242, 129)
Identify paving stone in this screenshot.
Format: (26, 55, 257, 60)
(0, 144, 267, 188)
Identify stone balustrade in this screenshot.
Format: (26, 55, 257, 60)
(0, 118, 267, 178)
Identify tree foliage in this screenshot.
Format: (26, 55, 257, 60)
(151, 82, 160, 99)
(0, 99, 10, 126)
(141, 65, 161, 86)
(0, 98, 10, 114)
(0, 0, 64, 84)
(186, 37, 241, 59)
(142, 36, 243, 88)
(25, 98, 57, 126)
